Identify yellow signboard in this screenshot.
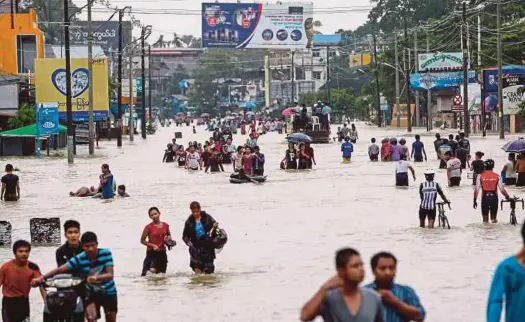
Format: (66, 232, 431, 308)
(349, 53, 371, 67)
(35, 58, 109, 120)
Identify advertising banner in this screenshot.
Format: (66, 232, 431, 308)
(229, 85, 257, 103)
(202, 2, 314, 49)
(418, 52, 462, 72)
(35, 58, 109, 122)
(349, 53, 371, 68)
(410, 71, 477, 91)
(70, 21, 132, 53)
(37, 104, 59, 136)
(502, 74, 525, 115)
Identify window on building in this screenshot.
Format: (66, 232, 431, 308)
(312, 50, 320, 58)
(313, 71, 322, 80)
(17, 35, 37, 74)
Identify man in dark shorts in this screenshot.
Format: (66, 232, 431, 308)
(34, 232, 118, 322)
(474, 159, 509, 224)
(1, 164, 19, 201)
(418, 169, 450, 228)
(411, 135, 427, 162)
(0, 240, 45, 322)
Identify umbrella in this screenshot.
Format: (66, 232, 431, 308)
(322, 106, 332, 114)
(201, 113, 210, 118)
(287, 133, 313, 143)
(282, 107, 296, 116)
(245, 111, 255, 116)
(502, 138, 525, 153)
(244, 101, 256, 109)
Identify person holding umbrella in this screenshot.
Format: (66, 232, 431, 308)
(502, 138, 525, 186)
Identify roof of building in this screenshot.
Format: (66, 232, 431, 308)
(313, 34, 342, 46)
(46, 45, 106, 59)
(0, 124, 67, 137)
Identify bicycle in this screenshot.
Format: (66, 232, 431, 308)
(501, 197, 524, 226)
(436, 202, 451, 229)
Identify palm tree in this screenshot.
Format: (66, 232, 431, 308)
(172, 33, 184, 48)
(153, 35, 166, 48)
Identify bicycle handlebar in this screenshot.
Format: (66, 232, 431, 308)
(501, 197, 524, 210)
(436, 202, 451, 210)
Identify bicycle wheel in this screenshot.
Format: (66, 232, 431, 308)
(511, 212, 518, 226)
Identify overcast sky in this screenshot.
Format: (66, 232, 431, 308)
(73, 0, 372, 41)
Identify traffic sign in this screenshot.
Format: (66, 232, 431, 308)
(453, 95, 462, 105)
(451, 105, 464, 113)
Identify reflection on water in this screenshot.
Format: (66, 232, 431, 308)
(0, 124, 522, 322)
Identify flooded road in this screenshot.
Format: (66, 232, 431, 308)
(1, 123, 523, 322)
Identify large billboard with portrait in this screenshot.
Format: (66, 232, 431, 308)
(202, 2, 314, 49)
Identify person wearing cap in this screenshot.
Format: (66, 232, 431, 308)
(474, 159, 509, 223)
(470, 151, 485, 186)
(419, 169, 450, 228)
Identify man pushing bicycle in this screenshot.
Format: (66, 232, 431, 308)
(419, 169, 451, 228)
(474, 159, 510, 224)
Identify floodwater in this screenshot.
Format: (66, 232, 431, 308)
(1, 122, 523, 322)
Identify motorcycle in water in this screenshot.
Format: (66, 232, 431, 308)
(42, 274, 84, 322)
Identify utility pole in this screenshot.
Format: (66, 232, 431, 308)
(264, 54, 270, 107)
(141, 27, 147, 139)
(404, 16, 412, 132)
(291, 50, 295, 103)
(326, 45, 331, 104)
(414, 28, 420, 127)
(64, 0, 74, 164)
(497, 2, 504, 139)
(116, 9, 124, 147)
(462, 1, 470, 137)
(128, 53, 134, 141)
(372, 22, 381, 127)
(426, 30, 431, 131)
(10, 0, 14, 29)
(87, 0, 95, 155)
(395, 30, 401, 128)
(148, 45, 152, 127)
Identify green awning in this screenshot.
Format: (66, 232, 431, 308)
(0, 124, 67, 137)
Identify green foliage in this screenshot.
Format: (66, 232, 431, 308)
(31, 0, 81, 45)
(8, 104, 36, 129)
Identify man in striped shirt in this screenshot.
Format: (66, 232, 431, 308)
(419, 169, 450, 229)
(365, 252, 425, 322)
(33, 232, 117, 322)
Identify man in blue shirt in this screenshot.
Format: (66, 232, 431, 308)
(411, 135, 427, 162)
(487, 221, 525, 322)
(365, 252, 425, 322)
(33, 232, 117, 322)
(341, 137, 354, 163)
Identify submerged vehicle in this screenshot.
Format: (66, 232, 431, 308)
(42, 274, 84, 322)
(229, 174, 267, 184)
(285, 108, 330, 144)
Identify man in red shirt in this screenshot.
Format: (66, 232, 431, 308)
(140, 207, 174, 276)
(0, 240, 45, 321)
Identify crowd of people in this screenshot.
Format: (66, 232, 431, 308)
(0, 201, 227, 322)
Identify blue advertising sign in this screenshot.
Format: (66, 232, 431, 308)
(380, 104, 389, 111)
(63, 111, 108, 122)
(410, 71, 477, 91)
(38, 104, 59, 135)
(202, 2, 313, 49)
(482, 65, 525, 92)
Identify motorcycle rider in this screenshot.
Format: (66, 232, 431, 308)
(44, 220, 84, 321)
(474, 159, 510, 224)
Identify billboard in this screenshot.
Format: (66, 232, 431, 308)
(410, 71, 476, 91)
(349, 53, 371, 67)
(70, 21, 132, 53)
(418, 52, 462, 72)
(502, 74, 525, 115)
(202, 2, 314, 49)
(34, 58, 109, 122)
(229, 85, 257, 103)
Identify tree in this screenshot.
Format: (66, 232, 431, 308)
(152, 35, 167, 48)
(31, 0, 81, 45)
(8, 104, 35, 129)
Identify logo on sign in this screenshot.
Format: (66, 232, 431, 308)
(51, 68, 89, 98)
(208, 17, 217, 27)
(242, 19, 250, 28)
(489, 75, 496, 85)
(42, 121, 55, 129)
